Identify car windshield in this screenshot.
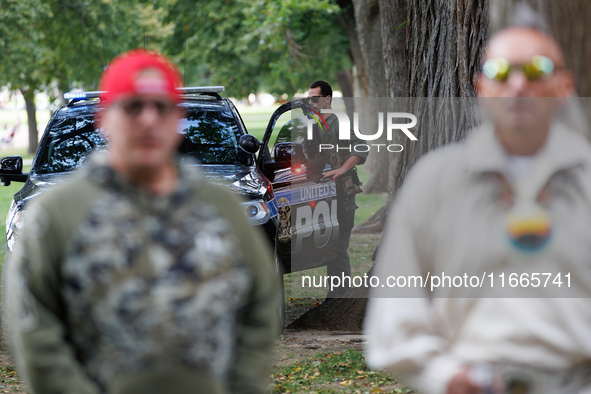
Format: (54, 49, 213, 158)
(177, 103, 239, 165)
(35, 103, 240, 175)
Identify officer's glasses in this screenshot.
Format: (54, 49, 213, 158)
(309, 96, 327, 103)
(118, 99, 177, 117)
(482, 55, 557, 82)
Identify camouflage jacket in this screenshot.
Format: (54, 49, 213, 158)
(4, 154, 278, 394)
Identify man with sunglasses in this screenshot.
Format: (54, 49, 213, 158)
(307, 80, 367, 298)
(365, 25, 591, 394)
(4, 50, 278, 394)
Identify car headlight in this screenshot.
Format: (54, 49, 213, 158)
(6, 200, 24, 252)
(241, 199, 271, 225)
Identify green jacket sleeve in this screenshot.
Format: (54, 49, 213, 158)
(199, 184, 279, 394)
(3, 184, 101, 394)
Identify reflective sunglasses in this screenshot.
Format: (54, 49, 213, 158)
(119, 99, 177, 117)
(482, 55, 556, 82)
(309, 96, 327, 103)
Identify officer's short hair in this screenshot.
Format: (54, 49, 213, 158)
(310, 80, 333, 98)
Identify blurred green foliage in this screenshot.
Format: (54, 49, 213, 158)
(1, 0, 351, 99)
(0, 0, 170, 98)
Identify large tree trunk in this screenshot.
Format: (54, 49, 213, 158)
(357, 0, 488, 235)
(391, 0, 487, 193)
(20, 89, 38, 155)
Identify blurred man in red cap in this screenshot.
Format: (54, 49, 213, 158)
(4, 50, 278, 394)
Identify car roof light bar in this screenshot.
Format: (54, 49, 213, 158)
(178, 86, 225, 94)
(64, 86, 225, 105)
(64, 91, 104, 100)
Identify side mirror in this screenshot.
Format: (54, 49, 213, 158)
(238, 134, 260, 155)
(0, 156, 28, 186)
(1, 156, 23, 174)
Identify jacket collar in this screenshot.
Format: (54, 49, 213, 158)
(464, 121, 588, 175)
(463, 122, 589, 199)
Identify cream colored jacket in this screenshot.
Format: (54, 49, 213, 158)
(365, 123, 591, 393)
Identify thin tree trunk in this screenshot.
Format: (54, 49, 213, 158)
(354, 0, 409, 234)
(21, 89, 38, 155)
(336, 69, 355, 118)
(336, 0, 369, 98)
(353, 0, 389, 194)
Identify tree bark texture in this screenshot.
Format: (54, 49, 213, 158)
(354, 0, 409, 233)
(379, 0, 409, 99)
(21, 89, 38, 155)
(335, 69, 355, 118)
(352, 0, 390, 194)
(358, 0, 488, 234)
(336, 0, 369, 98)
(391, 0, 488, 198)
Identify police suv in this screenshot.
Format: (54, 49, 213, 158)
(0, 87, 341, 324)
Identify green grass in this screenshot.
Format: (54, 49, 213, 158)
(355, 193, 387, 226)
(269, 349, 413, 393)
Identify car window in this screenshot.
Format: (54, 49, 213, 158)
(35, 102, 242, 175)
(35, 114, 108, 174)
(178, 106, 239, 164)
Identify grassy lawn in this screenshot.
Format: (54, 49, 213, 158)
(269, 349, 413, 394)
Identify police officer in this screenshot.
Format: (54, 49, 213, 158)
(4, 50, 278, 394)
(307, 80, 367, 298)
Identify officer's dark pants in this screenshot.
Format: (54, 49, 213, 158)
(326, 198, 355, 298)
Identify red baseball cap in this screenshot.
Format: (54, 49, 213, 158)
(99, 49, 182, 107)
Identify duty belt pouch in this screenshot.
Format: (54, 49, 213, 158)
(351, 167, 363, 195)
(338, 168, 363, 198)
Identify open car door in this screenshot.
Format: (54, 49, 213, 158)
(258, 99, 340, 274)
